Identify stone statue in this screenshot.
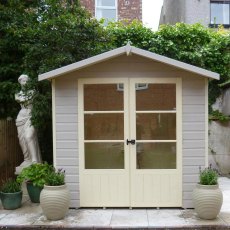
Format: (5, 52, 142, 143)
(15, 74, 42, 174)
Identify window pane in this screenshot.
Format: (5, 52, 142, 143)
(136, 113, 176, 140)
(85, 113, 124, 140)
(85, 143, 124, 169)
(96, 0, 115, 6)
(211, 3, 230, 24)
(136, 84, 176, 111)
(136, 143, 176, 169)
(96, 9, 116, 21)
(84, 84, 123, 111)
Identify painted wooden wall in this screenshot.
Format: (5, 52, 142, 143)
(53, 54, 207, 208)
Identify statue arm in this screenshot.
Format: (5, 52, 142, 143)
(15, 90, 34, 103)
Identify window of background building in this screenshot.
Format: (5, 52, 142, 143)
(210, 1, 230, 26)
(95, 0, 117, 25)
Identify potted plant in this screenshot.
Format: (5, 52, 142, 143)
(0, 178, 22, 210)
(40, 168, 70, 220)
(192, 165, 223, 220)
(17, 162, 53, 203)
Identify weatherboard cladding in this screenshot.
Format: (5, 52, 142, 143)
(55, 78, 79, 207)
(54, 54, 206, 208)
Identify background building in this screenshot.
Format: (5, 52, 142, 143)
(80, 0, 142, 24)
(159, 0, 230, 28)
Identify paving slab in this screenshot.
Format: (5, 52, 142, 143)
(0, 202, 42, 225)
(34, 208, 113, 227)
(147, 209, 187, 227)
(110, 209, 148, 227)
(181, 209, 226, 226)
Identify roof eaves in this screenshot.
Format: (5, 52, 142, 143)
(39, 44, 220, 81)
(38, 46, 127, 81)
(131, 47, 220, 80)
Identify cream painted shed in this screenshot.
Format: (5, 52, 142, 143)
(39, 44, 219, 209)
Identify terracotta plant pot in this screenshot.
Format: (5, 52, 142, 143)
(0, 191, 22, 210)
(40, 184, 70, 220)
(192, 184, 223, 220)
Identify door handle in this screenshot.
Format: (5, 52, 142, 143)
(126, 139, 136, 145)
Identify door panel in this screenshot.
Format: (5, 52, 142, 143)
(130, 78, 182, 207)
(132, 173, 181, 207)
(79, 79, 129, 207)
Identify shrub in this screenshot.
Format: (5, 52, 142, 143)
(45, 169, 65, 186)
(17, 162, 54, 188)
(1, 178, 21, 193)
(199, 165, 219, 185)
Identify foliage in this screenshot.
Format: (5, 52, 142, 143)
(0, 1, 28, 119)
(209, 110, 230, 122)
(107, 22, 230, 113)
(45, 169, 65, 186)
(0, 0, 112, 162)
(22, 0, 111, 75)
(17, 163, 54, 188)
(199, 165, 219, 185)
(1, 178, 21, 193)
(107, 20, 154, 49)
(149, 23, 230, 110)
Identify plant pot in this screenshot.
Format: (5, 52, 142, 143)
(40, 184, 70, 220)
(192, 184, 223, 220)
(26, 182, 43, 203)
(0, 191, 22, 210)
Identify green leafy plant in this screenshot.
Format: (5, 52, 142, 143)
(209, 110, 230, 122)
(199, 165, 219, 185)
(1, 178, 21, 193)
(45, 169, 65, 186)
(17, 162, 54, 188)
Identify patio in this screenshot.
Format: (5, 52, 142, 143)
(0, 177, 230, 229)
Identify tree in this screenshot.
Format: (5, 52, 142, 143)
(0, 1, 30, 118)
(0, 0, 112, 162)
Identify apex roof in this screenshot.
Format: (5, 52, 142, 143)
(38, 44, 220, 81)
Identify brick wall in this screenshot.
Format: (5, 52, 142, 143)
(80, 0, 95, 16)
(80, 0, 142, 21)
(118, 0, 142, 21)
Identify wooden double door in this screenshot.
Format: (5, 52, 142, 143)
(78, 78, 182, 207)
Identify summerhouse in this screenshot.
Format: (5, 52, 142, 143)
(38, 44, 219, 208)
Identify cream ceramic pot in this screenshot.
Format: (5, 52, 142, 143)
(40, 184, 70, 220)
(192, 184, 223, 220)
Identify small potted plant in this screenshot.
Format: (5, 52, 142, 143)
(40, 168, 70, 220)
(0, 178, 22, 210)
(17, 162, 53, 203)
(192, 164, 223, 220)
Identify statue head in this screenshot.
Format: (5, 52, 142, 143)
(18, 74, 29, 86)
